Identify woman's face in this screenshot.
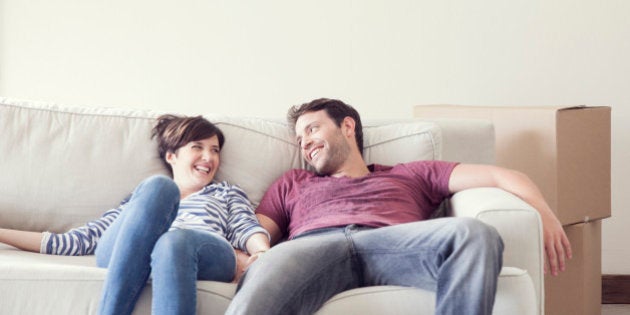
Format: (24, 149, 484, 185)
(166, 135, 221, 192)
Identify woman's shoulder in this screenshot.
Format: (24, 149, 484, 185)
(205, 180, 247, 194)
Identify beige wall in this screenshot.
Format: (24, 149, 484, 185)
(1, 1, 628, 274)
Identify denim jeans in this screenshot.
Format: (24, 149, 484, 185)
(226, 217, 503, 315)
(95, 175, 236, 315)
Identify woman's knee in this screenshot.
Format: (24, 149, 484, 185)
(153, 230, 191, 259)
(138, 175, 179, 199)
(128, 175, 180, 221)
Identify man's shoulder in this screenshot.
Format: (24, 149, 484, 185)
(282, 168, 313, 176)
(276, 168, 317, 183)
(372, 160, 458, 174)
(370, 160, 433, 170)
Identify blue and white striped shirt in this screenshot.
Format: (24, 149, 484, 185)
(41, 181, 269, 256)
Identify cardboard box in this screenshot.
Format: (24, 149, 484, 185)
(413, 105, 611, 225)
(544, 221, 601, 315)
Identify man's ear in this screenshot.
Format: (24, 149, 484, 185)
(342, 116, 356, 137)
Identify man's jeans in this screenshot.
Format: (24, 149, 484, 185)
(95, 175, 236, 315)
(227, 218, 503, 315)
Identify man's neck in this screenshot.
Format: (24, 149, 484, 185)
(330, 156, 370, 178)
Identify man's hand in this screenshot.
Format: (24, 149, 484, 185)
(232, 249, 268, 283)
(449, 163, 573, 275)
(540, 211, 572, 276)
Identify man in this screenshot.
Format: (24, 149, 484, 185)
(226, 98, 571, 315)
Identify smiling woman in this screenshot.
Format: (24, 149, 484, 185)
(0, 114, 271, 315)
(166, 137, 221, 198)
(153, 115, 224, 198)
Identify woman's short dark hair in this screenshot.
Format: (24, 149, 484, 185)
(151, 114, 225, 173)
(287, 98, 364, 155)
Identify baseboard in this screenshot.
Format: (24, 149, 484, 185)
(603, 275, 630, 304)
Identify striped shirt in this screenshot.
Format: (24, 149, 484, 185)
(41, 181, 269, 256)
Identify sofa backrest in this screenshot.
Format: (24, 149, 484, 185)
(0, 98, 492, 233)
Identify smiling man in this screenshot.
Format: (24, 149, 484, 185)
(226, 98, 571, 315)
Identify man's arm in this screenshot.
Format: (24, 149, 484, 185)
(256, 214, 283, 245)
(448, 163, 572, 276)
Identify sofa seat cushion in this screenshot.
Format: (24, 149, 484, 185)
(0, 243, 235, 315)
(316, 267, 536, 315)
(0, 243, 535, 315)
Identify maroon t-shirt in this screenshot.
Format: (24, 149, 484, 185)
(256, 160, 459, 240)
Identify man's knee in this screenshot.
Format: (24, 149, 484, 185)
(451, 218, 504, 253)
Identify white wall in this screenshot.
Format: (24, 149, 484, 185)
(1, 0, 628, 273)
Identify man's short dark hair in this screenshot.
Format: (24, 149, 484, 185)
(287, 98, 364, 156)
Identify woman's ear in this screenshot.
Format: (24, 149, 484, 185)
(165, 151, 176, 165)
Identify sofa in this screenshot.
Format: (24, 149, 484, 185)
(0, 97, 544, 314)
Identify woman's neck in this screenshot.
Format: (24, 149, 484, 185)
(177, 184, 205, 200)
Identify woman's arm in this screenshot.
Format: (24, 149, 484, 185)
(0, 228, 43, 252)
(245, 232, 270, 255)
(1, 196, 128, 255)
(243, 232, 270, 267)
(225, 185, 271, 251)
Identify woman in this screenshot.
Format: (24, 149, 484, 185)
(0, 114, 270, 315)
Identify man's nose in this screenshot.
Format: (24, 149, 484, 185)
(301, 137, 312, 150)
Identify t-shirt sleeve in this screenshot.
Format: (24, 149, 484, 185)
(255, 171, 295, 238)
(404, 160, 459, 206)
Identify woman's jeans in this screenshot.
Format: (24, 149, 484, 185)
(226, 217, 504, 315)
(95, 175, 236, 315)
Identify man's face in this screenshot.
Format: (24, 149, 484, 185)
(294, 110, 351, 175)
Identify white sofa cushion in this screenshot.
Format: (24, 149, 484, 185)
(0, 243, 533, 315)
(0, 98, 442, 231)
(316, 267, 536, 315)
(1, 98, 541, 315)
(0, 100, 165, 233)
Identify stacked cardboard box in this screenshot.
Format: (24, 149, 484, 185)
(413, 105, 611, 315)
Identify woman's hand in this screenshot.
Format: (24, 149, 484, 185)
(232, 249, 250, 283)
(0, 228, 43, 252)
(246, 250, 266, 265)
(232, 232, 271, 283)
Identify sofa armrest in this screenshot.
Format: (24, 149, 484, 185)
(426, 118, 495, 164)
(447, 187, 544, 315)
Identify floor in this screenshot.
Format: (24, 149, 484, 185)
(602, 304, 630, 315)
